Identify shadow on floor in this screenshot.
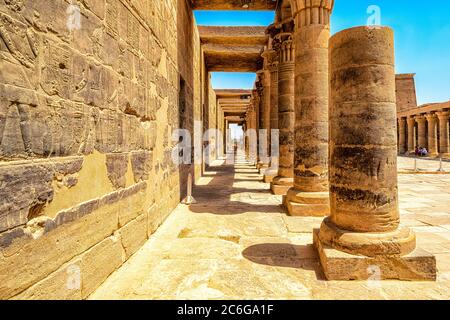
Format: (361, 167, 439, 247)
(189, 156, 285, 215)
(242, 243, 325, 280)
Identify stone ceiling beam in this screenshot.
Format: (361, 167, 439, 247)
(192, 0, 278, 11)
(200, 26, 267, 72)
(199, 26, 267, 45)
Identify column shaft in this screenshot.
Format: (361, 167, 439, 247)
(263, 48, 279, 182)
(426, 114, 438, 155)
(398, 118, 407, 154)
(407, 117, 416, 153)
(271, 33, 295, 195)
(416, 115, 427, 149)
(437, 112, 449, 154)
(328, 26, 400, 234)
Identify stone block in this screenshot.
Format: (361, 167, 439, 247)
(0, 193, 120, 299)
(0, 157, 84, 232)
(271, 183, 291, 196)
(147, 204, 162, 237)
(12, 259, 83, 300)
(118, 213, 148, 259)
(80, 236, 124, 298)
(285, 191, 330, 217)
(313, 229, 437, 281)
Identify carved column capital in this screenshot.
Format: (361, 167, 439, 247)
(436, 110, 450, 120)
(290, 0, 334, 27)
(415, 114, 427, 123)
(262, 48, 279, 73)
(398, 117, 406, 123)
(425, 113, 437, 122)
(407, 116, 416, 125)
(255, 72, 265, 95)
(276, 33, 295, 64)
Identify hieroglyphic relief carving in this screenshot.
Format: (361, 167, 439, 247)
(105, 0, 119, 36)
(3, 0, 25, 13)
(40, 39, 71, 98)
(127, 12, 139, 51)
(0, 13, 40, 90)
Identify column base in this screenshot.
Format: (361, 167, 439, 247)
(283, 189, 330, 217)
(258, 164, 269, 175)
(270, 177, 293, 195)
(263, 168, 277, 183)
(313, 229, 437, 281)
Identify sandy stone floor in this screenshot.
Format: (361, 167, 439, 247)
(90, 156, 450, 300)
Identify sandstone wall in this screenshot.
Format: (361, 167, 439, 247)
(396, 74, 417, 113)
(0, 0, 202, 299)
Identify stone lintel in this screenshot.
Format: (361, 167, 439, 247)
(199, 26, 267, 45)
(313, 229, 437, 281)
(192, 0, 277, 11)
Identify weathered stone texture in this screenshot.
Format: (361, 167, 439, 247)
(0, 0, 204, 299)
(396, 74, 417, 113)
(315, 26, 436, 281)
(284, 0, 332, 216)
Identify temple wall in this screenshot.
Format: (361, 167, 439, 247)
(0, 0, 202, 299)
(396, 74, 418, 113)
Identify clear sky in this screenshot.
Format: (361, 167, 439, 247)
(194, 0, 450, 105)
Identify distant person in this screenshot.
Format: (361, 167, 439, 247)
(415, 147, 419, 156)
(421, 147, 428, 157)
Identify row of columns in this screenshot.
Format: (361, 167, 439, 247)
(253, 1, 332, 217)
(243, 0, 435, 280)
(398, 112, 450, 155)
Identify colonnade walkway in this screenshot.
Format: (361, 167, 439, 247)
(90, 155, 450, 299)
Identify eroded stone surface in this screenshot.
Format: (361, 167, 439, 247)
(0, 0, 211, 299)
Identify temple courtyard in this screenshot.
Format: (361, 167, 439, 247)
(90, 156, 450, 300)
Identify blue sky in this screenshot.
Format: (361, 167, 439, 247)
(194, 0, 450, 105)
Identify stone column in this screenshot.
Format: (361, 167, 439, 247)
(398, 117, 407, 154)
(224, 118, 229, 154)
(256, 67, 271, 171)
(436, 111, 449, 155)
(416, 115, 427, 149)
(263, 48, 279, 183)
(284, 0, 332, 216)
(271, 32, 295, 195)
(255, 72, 265, 169)
(407, 116, 416, 154)
(425, 113, 438, 156)
(314, 26, 435, 281)
(248, 103, 258, 164)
